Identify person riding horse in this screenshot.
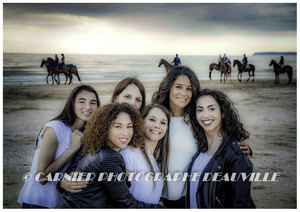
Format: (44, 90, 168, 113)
(59, 53, 66, 70)
(171, 54, 181, 67)
(242, 54, 248, 71)
(218, 54, 221, 67)
(279, 56, 284, 71)
(223, 54, 229, 71)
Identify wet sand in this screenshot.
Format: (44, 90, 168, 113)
(3, 78, 297, 208)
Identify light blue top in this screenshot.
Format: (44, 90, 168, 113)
(190, 152, 213, 208)
(120, 146, 163, 204)
(18, 120, 72, 208)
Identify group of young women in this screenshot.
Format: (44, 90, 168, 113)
(18, 66, 255, 208)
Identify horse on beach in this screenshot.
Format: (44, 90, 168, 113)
(233, 59, 255, 82)
(269, 59, 293, 84)
(46, 57, 81, 84)
(209, 59, 232, 81)
(158, 59, 173, 73)
(40, 59, 60, 85)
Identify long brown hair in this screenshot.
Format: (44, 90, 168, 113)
(151, 66, 200, 121)
(36, 85, 100, 147)
(141, 103, 170, 193)
(110, 77, 146, 111)
(82, 103, 145, 155)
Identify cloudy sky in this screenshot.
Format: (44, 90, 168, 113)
(3, 3, 297, 55)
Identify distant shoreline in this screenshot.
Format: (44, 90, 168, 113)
(253, 52, 296, 56)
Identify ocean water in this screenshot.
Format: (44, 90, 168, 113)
(3, 53, 297, 83)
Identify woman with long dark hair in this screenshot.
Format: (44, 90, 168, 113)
(187, 89, 255, 208)
(18, 85, 100, 208)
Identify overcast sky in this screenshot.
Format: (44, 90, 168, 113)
(3, 3, 297, 55)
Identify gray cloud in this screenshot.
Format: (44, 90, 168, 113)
(4, 3, 296, 35)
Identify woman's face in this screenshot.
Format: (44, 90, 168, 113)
(169, 75, 193, 110)
(74, 91, 98, 121)
(115, 84, 143, 110)
(108, 112, 134, 152)
(144, 107, 168, 143)
(196, 95, 222, 136)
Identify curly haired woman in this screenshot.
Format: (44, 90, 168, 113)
(187, 89, 255, 208)
(56, 103, 163, 208)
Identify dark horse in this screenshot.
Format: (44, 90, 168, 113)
(158, 59, 173, 73)
(233, 59, 255, 82)
(269, 59, 293, 84)
(46, 57, 81, 84)
(40, 59, 60, 84)
(209, 59, 232, 81)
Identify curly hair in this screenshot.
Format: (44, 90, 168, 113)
(82, 103, 145, 155)
(110, 77, 146, 111)
(189, 89, 250, 153)
(151, 66, 200, 120)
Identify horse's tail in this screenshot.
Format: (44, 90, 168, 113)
(74, 66, 81, 82)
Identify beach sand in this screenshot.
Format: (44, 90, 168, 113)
(3, 78, 296, 208)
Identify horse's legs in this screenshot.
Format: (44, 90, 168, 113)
(46, 74, 50, 84)
(247, 71, 250, 82)
(51, 74, 55, 85)
(64, 73, 68, 84)
(57, 73, 60, 85)
(68, 74, 73, 84)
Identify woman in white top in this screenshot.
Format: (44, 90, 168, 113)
(151, 66, 251, 208)
(120, 103, 170, 204)
(18, 85, 100, 208)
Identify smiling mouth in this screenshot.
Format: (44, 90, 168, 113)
(119, 138, 129, 144)
(202, 120, 213, 127)
(82, 111, 92, 116)
(150, 129, 160, 135)
(177, 97, 187, 102)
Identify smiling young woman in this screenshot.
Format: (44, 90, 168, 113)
(18, 85, 100, 208)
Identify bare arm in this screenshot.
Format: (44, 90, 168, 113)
(37, 128, 82, 185)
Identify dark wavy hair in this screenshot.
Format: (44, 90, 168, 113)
(189, 89, 250, 152)
(82, 103, 145, 155)
(151, 66, 200, 120)
(140, 104, 170, 192)
(110, 77, 146, 111)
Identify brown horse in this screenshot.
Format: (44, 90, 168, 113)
(233, 59, 255, 82)
(41, 59, 60, 84)
(60, 65, 81, 84)
(158, 59, 173, 73)
(209, 59, 232, 80)
(269, 59, 293, 84)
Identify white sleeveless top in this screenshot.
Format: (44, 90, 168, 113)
(18, 120, 72, 208)
(120, 146, 163, 204)
(164, 116, 198, 200)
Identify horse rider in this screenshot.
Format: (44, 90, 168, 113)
(279, 56, 284, 71)
(218, 54, 221, 67)
(55, 54, 59, 63)
(172, 53, 181, 67)
(60, 53, 66, 70)
(223, 54, 229, 71)
(242, 54, 248, 71)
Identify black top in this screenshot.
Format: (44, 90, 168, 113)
(56, 147, 163, 208)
